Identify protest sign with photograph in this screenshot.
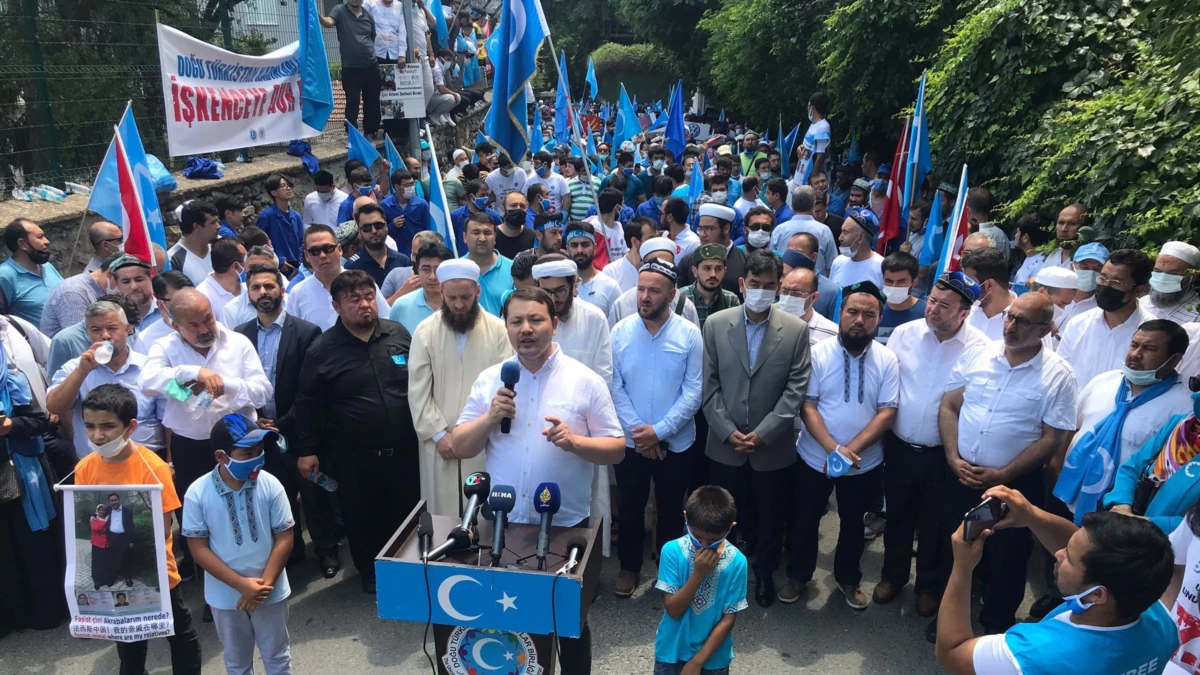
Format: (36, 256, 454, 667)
(380, 63, 427, 120)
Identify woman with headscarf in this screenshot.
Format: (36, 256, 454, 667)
(0, 338, 63, 635)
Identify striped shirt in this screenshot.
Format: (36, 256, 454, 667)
(567, 175, 602, 221)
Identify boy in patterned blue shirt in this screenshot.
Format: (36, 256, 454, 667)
(654, 486, 748, 675)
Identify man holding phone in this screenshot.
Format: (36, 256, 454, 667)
(936, 486, 1178, 675)
(936, 292, 1077, 636)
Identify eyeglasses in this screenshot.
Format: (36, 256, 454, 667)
(778, 288, 811, 299)
(306, 244, 338, 258)
(926, 297, 958, 312)
(358, 222, 387, 232)
(1097, 275, 1130, 291)
(540, 285, 571, 299)
(1002, 310, 1049, 328)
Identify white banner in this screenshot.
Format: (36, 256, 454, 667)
(157, 23, 321, 156)
(63, 485, 174, 642)
(381, 63, 426, 120)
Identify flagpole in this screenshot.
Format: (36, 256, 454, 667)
(545, 35, 600, 210)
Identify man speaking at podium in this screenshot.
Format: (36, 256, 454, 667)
(452, 286, 625, 674)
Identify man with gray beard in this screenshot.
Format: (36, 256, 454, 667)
(408, 259, 513, 517)
(1140, 241, 1200, 325)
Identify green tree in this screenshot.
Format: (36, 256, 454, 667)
(535, 0, 610, 94)
(612, 0, 719, 84)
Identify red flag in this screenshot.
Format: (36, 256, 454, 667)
(112, 129, 154, 270)
(937, 165, 972, 276)
(876, 117, 910, 254)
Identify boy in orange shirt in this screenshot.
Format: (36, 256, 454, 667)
(74, 384, 202, 674)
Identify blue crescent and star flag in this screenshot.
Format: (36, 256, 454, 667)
(686, 155, 705, 221)
(663, 79, 686, 160)
(781, 122, 800, 178)
(298, 0, 334, 132)
(347, 123, 382, 176)
(483, 0, 549, 163)
(384, 135, 404, 195)
(585, 56, 598, 99)
(554, 51, 572, 146)
(904, 70, 933, 212)
(88, 104, 168, 259)
(424, 127, 459, 257)
(719, 107, 725, 122)
(429, 0, 450, 46)
(531, 107, 543, 154)
(614, 83, 641, 150)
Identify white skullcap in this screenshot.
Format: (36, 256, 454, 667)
(1160, 241, 1200, 267)
(1035, 266, 1078, 290)
(452, 148, 468, 160)
(639, 236, 676, 259)
(435, 258, 480, 284)
(532, 259, 578, 280)
(698, 203, 737, 222)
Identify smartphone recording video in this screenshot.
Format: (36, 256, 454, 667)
(963, 497, 1008, 542)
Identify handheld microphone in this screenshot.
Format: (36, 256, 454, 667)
(533, 482, 561, 571)
(418, 511, 434, 560)
(557, 536, 587, 575)
(487, 485, 516, 567)
(499, 361, 520, 434)
(427, 472, 491, 561)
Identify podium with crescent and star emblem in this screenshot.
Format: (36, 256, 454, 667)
(375, 501, 602, 675)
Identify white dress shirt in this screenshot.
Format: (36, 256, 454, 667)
(608, 287, 700, 329)
(830, 253, 884, 289)
(948, 341, 1078, 469)
(365, 0, 407, 60)
(797, 338, 900, 475)
(889, 320, 990, 447)
(576, 273, 622, 319)
(139, 325, 273, 440)
(1057, 305, 1157, 391)
(137, 317, 177, 352)
(457, 349, 623, 527)
(610, 313, 704, 452)
(302, 190, 349, 227)
(1069, 369, 1194, 465)
(1057, 295, 1096, 330)
(554, 300, 612, 386)
(286, 273, 391, 331)
(601, 256, 640, 294)
(733, 197, 758, 217)
(196, 274, 245, 321)
(108, 506, 125, 533)
(50, 351, 166, 457)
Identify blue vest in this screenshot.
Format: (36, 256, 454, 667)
(1005, 603, 1178, 675)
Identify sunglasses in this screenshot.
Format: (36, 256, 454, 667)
(358, 222, 387, 232)
(306, 244, 338, 258)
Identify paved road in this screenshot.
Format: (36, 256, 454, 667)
(0, 515, 1038, 673)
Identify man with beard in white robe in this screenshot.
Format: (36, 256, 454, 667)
(408, 258, 513, 517)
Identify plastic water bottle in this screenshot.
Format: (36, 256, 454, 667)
(64, 181, 92, 196)
(30, 185, 65, 202)
(310, 471, 339, 492)
(93, 341, 114, 366)
(186, 390, 213, 419)
(9, 189, 32, 202)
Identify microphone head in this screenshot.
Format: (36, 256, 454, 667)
(463, 471, 491, 498)
(533, 482, 561, 514)
(418, 511, 433, 538)
(566, 536, 587, 557)
(500, 361, 521, 387)
(488, 485, 517, 514)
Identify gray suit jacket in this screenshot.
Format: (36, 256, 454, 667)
(702, 306, 811, 471)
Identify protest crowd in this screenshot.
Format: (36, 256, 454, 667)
(4, 0, 1200, 674)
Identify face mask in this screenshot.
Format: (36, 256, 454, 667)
(711, 191, 728, 204)
(746, 230, 770, 248)
(777, 294, 808, 317)
(88, 434, 128, 459)
(536, 166, 548, 178)
(839, 245, 854, 258)
(540, 199, 553, 212)
(401, 186, 416, 199)
(504, 210, 527, 227)
(758, 171, 772, 180)
(1062, 585, 1103, 614)
(421, 150, 432, 162)
(647, 160, 663, 171)
(456, 160, 469, 169)
(1122, 363, 1165, 386)
(1150, 271, 1186, 294)
(500, 168, 513, 177)
(357, 185, 372, 196)
(223, 453, 265, 482)
(317, 191, 336, 202)
(473, 197, 489, 209)
(1094, 284, 1129, 312)
(882, 286, 910, 305)
(807, 108, 815, 122)
(744, 288, 775, 312)
(622, 167, 634, 176)
(1076, 269, 1099, 292)
(29, 247, 51, 265)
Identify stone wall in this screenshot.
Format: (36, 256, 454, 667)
(0, 104, 490, 277)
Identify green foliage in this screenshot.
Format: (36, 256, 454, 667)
(612, 0, 718, 83)
(534, 0, 609, 94)
(590, 43, 681, 81)
(227, 31, 278, 57)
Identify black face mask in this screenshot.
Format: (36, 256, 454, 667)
(504, 210, 527, 227)
(1094, 284, 1130, 312)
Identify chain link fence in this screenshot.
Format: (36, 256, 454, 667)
(0, 0, 349, 202)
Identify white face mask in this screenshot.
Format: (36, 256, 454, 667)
(710, 191, 728, 204)
(882, 285, 910, 305)
(1150, 271, 1186, 293)
(746, 230, 770, 248)
(839, 245, 855, 258)
(744, 288, 775, 312)
(1076, 269, 1099, 292)
(456, 159, 468, 169)
(1122, 363, 1165, 386)
(317, 190, 336, 202)
(777, 294, 808, 317)
(401, 186, 417, 199)
(88, 434, 128, 459)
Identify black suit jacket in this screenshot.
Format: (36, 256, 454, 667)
(235, 314, 322, 440)
(109, 506, 135, 541)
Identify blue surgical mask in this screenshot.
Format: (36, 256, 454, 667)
(686, 523, 728, 551)
(1062, 585, 1103, 614)
(652, 159, 665, 171)
(358, 185, 372, 196)
(223, 452, 265, 482)
(540, 198, 552, 212)
(622, 167, 634, 176)
(1122, 364, 1164, 387)
(536, 166, 548, 178)
(473, 196, 489, 209)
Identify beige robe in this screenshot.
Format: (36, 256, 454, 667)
(408, 311, 513, 517)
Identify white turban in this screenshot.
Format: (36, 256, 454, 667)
(435, 258, 480, 284)
(1034, 266, 1078, 290)
(698, 203, 737, 223)
(1160, 241, 1200, 268)
(452, 148, 468, 161)
(532, 259, 578, 280)
(639, 236, 676, 259)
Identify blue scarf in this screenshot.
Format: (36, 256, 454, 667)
(0, 343, 54, 531)
(1054, 374, 1177, 524)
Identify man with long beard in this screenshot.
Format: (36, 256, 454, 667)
(1140, 241, 1200, 325)
(407, 259, 512, 517)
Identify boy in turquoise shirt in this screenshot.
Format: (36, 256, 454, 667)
(654, 486, 748, 675)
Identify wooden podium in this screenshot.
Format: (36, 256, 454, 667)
(375, 501, 602, 675)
